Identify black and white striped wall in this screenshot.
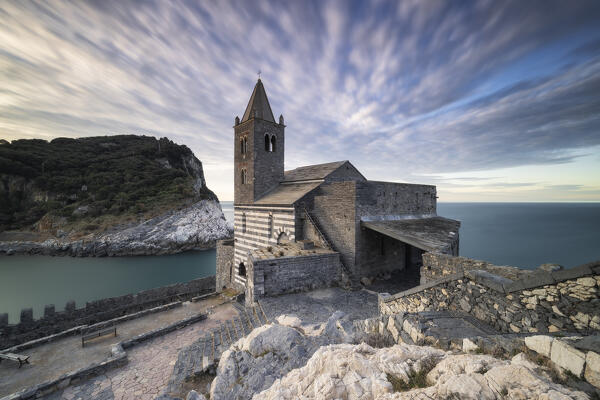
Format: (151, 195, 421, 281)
(233, 205, 296, 286)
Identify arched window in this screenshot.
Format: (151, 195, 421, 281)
(240, 136, 248, 155)
(265, 134, 270, 151)
(238, 262, 246, 277)
(242, 212, 247, 233)
(241, 169, 247, 184)
(270, 135, 276, 152)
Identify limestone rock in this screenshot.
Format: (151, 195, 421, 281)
(525, 335, 554, 358)
(0, 199, 232, 256)
(210, 311, 353, 400)
(551, 339, 587, 378)
(253, 344, 587, 400)
(186, 390, 206, 400)
(585, 351, 600, 388)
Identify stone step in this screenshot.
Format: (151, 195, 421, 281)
(257, 301, 270, 324)
(243, 309, 256, 330)
(223, 320, 234, 345)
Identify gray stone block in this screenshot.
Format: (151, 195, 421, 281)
(65, 300, 76, 312)
(465, 269, 512, 293)
(20, 308, 33, 324)
(551, 263, 593, 282)
(505, 273, 556, 293)
(44, 304, 56, 318)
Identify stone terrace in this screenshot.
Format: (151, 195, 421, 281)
(250, 241, 335, 260)
(0, 296, 229, 399)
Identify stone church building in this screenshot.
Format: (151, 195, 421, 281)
(216, 79, 460, 305)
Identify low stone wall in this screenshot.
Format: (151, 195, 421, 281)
(246, 252, 341, 305)
(420, 252, 535, 284)
(0, 276, 215, 350)
(2, 312, 208, 400)
(381, 259, 600, 335)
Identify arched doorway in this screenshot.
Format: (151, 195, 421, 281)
(238, 262, 246, 277)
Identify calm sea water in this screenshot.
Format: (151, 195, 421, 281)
(0, 202, 598, 323)
(0, 251, 216, 323)
(437, 203, 600, 269)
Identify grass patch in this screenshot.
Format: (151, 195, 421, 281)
(387, 359, 437, 392)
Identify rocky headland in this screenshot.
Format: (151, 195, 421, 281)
(0, 199, 232, 256)
(0, 135, 232, 256)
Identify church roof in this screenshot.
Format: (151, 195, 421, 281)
(284, 161, 349, 182)
(241, 79, 275, 123)
(361, 217, 461, 254)
(254, 181, 322, 205)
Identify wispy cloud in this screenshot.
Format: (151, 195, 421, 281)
(1, 0, 599, 200)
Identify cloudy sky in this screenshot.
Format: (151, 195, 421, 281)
(1, 0, 600, 201)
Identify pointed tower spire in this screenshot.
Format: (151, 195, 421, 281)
(241, 79, 275, 123)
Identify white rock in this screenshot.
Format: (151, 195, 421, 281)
(525, 335, 554, 358)
(585, 351, 600, 388)
(276, 314, 302, 329)
(186, 390, 206, 400)
(551, 339, 587, 378)
(462, 338, 479, 353)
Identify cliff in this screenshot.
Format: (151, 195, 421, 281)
(0, 135, 232, 255)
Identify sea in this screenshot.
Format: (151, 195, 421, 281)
(0, 201, 598, 323)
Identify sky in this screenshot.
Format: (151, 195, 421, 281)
(1, 0, 600, 202)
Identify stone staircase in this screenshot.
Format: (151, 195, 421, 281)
(303, 208, 360, 288)
(161, 301, 271, 397)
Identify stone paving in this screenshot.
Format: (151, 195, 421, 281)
(42, 302, 238, 400)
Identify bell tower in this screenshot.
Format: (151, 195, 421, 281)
(234, 79, 285, 205)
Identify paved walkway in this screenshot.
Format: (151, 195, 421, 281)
(0, 296, 230, 398)
(43, 303, 238, 400)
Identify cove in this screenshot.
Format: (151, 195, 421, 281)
(0, 250, 216, 324)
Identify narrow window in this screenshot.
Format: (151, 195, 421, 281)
(239, 262, 246, 277)
(240, 137, 244, 154)
(241, 169, 247, 184)
(271, 135, 276, 152)
(244, 137, 248, 154)
(265, 134, 270, 151)
(268, 213, 273, 237)
(242, 213, 247, 233)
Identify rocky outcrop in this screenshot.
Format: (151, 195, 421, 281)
(210, 311, 355, 400)
(254, 344, 588, 400)
(0, 199, 232, 256)
(205, 312, 589, 400)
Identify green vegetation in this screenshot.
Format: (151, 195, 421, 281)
(386, 359, 437, 392)
(0, 135, 216, 233)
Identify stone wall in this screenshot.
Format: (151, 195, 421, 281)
(380, 260, 600, 335)
(216, 239, 235, 292)
(0, 275, 215, 349)
(233, 205, 295, 288)
(246, 252, 341, 305)
(355, 181, 437, 219)
(311, 181, 357, 274)
(420, 252, 535, 284)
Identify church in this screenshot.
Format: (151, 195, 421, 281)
(216, 79, 460, 305)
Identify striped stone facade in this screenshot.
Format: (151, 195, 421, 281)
(233, 205, 296, 286)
